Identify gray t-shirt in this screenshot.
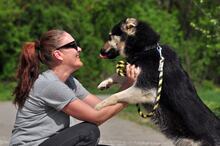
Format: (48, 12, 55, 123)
(10, 70, 90, 146)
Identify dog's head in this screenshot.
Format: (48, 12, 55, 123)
(100, 18, 160, 59)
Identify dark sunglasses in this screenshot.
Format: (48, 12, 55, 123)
(56, 41, 79, 51)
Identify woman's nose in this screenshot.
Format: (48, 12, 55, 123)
(77, 46, 82, 52)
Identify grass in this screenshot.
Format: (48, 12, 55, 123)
(0, 80, 219, 125)
(197, 81, 220, 117)
(0, 81, 16, 101)
(118, 81, 220, 126)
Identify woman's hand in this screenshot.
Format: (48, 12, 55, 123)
(120, 64, 141, 90)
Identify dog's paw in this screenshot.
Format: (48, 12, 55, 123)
(95, 103, 104, 110)
(97, 79, 113, 90)
(95, 96, 118, 110)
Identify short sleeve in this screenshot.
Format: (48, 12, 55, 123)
(41, 81, 77, 111)
(65, 77, 90, 100)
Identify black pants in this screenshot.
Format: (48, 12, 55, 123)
(39, 122, 101, 146)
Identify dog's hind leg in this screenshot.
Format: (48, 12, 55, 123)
(95, 85, 156, 110)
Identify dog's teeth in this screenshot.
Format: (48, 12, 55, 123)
(99, 54, 108, 59)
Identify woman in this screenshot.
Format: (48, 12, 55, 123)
(10, 29, 139, 146)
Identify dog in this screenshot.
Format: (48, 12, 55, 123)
(95, 18, 220, 146)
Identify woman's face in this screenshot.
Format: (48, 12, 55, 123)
(56, 32, 83, 70)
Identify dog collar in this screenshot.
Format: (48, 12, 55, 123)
(126, 44, 158, 64)
(143, 44, 158, 51)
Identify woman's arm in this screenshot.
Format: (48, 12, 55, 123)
(62, 64, 140, 125)
(82, 94, 101, 108)
(62, 98, 126, 125)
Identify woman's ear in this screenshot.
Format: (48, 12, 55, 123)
(52, 50, 63, 61)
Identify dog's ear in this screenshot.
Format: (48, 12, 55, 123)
(121, 18, 138, 36)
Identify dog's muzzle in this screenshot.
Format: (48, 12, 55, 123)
(100, 48, 119, 59)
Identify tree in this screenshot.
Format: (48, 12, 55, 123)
(0, 0, 219, 92)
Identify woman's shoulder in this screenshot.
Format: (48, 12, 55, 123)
(31, 70, 64, 95)
(40, 69, 60, 81)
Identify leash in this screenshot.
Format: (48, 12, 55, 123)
(116, 44, 165, 118)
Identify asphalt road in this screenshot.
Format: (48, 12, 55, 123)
(0, 101, 173, 146)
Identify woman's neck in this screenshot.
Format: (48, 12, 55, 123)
(51, 66, 74, 82)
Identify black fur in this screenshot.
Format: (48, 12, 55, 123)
(101, 19, 220, 146)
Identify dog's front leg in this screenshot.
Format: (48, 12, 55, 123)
(95, 85, 156, 110)
(97, 73, 125, 90)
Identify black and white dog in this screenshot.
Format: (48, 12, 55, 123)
(95, 18, 220, 146)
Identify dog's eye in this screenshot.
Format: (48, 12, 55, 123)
(108, 35, 112, 40)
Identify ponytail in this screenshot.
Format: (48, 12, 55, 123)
(13, 42, 40, 108)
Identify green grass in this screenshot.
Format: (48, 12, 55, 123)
(0, 81, 16, 101)
(118, 81, 220, 125)
(0, 80, 219, 119)
(118, 104, 159, 129)
(197, 82, 220, 117)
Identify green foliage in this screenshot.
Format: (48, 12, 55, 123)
(0, 0, 219, 94)
(189, 0, 220, 83)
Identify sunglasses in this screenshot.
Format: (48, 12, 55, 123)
(56, 41, 79, 51)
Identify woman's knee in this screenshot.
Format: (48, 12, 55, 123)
(76, 122, 100, 145)
(80, 122, 100, 139)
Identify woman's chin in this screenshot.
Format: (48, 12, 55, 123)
(77, 62, 84, 68)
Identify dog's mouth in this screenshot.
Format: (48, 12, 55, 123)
(99, 54, 108, 59)
(99, 48, 119, 59)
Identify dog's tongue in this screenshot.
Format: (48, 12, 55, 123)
(99, 54, 108, 59)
